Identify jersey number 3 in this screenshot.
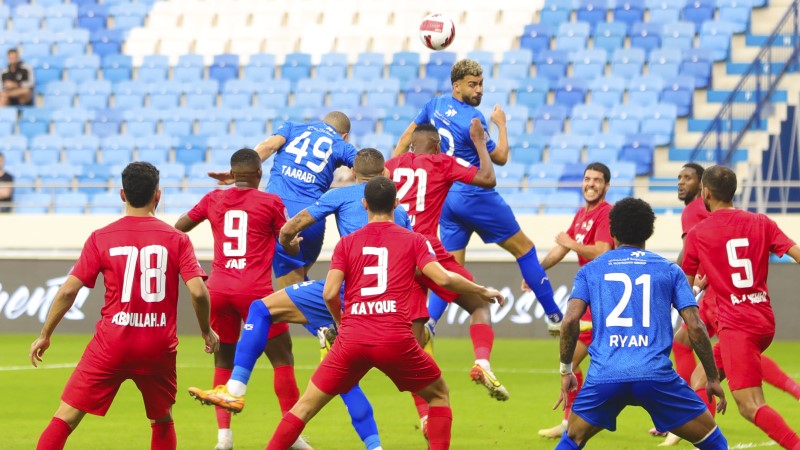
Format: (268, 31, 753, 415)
(361, 247, 388, 296)
(110, 245, 168, 303)
(604, 273, 651, 328)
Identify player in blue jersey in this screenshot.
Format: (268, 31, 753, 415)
(190, 149, 406, 450)
(209, 111, 358, 289)
(553, 198, 728, 450)
(393, 59, 563, 330)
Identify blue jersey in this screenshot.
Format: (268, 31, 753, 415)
(306, 183, 413, 237)
(414, 96, 496, 194)
(570, 247, 698, 383)
(267, 121, 358, 203)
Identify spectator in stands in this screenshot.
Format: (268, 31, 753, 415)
(0, 152, 13, 213)
(0, 49, 34, 107)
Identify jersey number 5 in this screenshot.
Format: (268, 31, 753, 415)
(604, 273, 651, 328)
(361, 247, 388, 296)
(726, 238, 754, 288)
(110, 245, 168, 303)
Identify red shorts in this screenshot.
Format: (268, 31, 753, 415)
(211, 292, 289, 344)
(409, 237, 474, 321)
(62, 353, 177, 420)
(312, 337, 441, 395)
(713, 329, 774, 391)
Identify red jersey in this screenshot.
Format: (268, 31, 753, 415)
(330, 221, 438, 344)
(567, 201, 614, 267)
(70, 216, 207, 372)
(386, 152, 478, 236)
(681, 196, 710, 237)
(187, 187, 287, 297)
(682, 209, 796, 335)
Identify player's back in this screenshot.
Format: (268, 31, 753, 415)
(386, 152, 477, 236)
(308, 183, 412, 237)
(574, 248, 697, 383)
(268, 121, 357, 203)
(190, 187, 285, 297)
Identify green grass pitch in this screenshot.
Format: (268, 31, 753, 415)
(3, 334, 799, 449)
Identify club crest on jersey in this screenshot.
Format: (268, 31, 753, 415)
(445, 106, 457, 117)
(630, 251, 646, 257)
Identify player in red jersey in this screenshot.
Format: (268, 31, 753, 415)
(682, 165, 800, 450)
(174, 148, 305, 450)
(30, 162, 219, 450)
(529, 162, 615, 439)
(266, 177, 504, 450)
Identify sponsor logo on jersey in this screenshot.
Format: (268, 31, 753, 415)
(730, 291, 767, 305)
(350, 300, 397, 315)
(111, 311, 167, 327)
(631, 251, 646, 257)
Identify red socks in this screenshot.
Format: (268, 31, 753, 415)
(273, 365, 300, 414)
(469, 324, 494, 361)
(753, 405, 800, 450)
(565, 369, 583, 420)
(695, 387, 717, 417)
(762, 356, 800, 400)
(150, 421, 177, 450)
(36, 417, 72, 450)
(266, 412, 305, 450)
(427, 406, 453, 450)
(672, 340, 697, 384)
(214, 367, 233, 429)
(411, 393, 430, 420)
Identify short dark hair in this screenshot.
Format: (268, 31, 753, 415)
(584, 162, 611, 183)
(682, 162, 705, 181)
(354, 148, 385, 178)
(122, 162, 159, 208)
(230, 148, 261, 171)
(364, 176, 396, 215)
(609, 198, 655, 246)
(7, 48, 17, 55)
(701, 165, 737, 203)
(413, 123, 439, 135)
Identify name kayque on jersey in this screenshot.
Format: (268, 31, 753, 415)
(349, 299, 397, 316)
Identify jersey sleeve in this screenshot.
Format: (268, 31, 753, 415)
(69, 233, 102, 288)
(569, 267, 591, 305)
(306, 189, 341, 223)
(178, 234, 207, 282)
(414, 235, 439, 271)
(671, 264, 698, 311)
(186, 192, 211, 222)
(272, 121, 293, 141)
(594, 210, 614, 246)
(765, 216, 796, 256)
(272, 198, 289, 237)
(395, 207, 414, 231)
(329, 238, 348, 273)
(337, 141, 358, 167)
(447, 156, 479, 184)
(413, 100, 433, 125)
(681, 230, 701, 277)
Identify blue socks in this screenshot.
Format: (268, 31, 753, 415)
(340, 384, 381, 450)
(427, 292, 449, 323)
(517, 247, 562, 322)
(230, 300, 272, 385)
(555, 430, 581, 449)
(694, 426, 727, 450)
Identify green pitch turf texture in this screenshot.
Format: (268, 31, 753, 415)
(3, 334, 799, 449)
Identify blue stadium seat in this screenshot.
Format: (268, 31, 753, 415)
(576, 0, 608, 30)
(148, 80, 183, 109)
(256, 79, 291, 108)
(592, 22, 626, 54)
(614, 0, 646, 30)
(52, 108, 92, 137)
(570, 104, 606, 135)
(516, 77, 550, 110)
(541, 0, 574, 27)
(534, 50, 568, 81)
(196, 109, 232, 136)
(63, 138, 97, 165)
(13, 4, 45, 32)
(586, 145, 619, 163)
(520, 23, 554, 54)
(641, 102, 678, 145)
(317, 52, 348, 81)
(557, 162, 586, 194)
(77, 79, 111, 110)
(389, 51, 420, 82)
(494, 162, 526, 194)
(353, 52, 385, 81)
(281, 53, 312, 85)
(0, 31, 20, 56)
(54, 29, 89, 57)
(20, 109, 52, 138)
(498, 49, 533, 80)
(365, 78, 400, 108)
(630, 22, 663, 55)
(504, 105, 531, 136)
(163, 192, 202, 215)
(15, 192, 51, 214)
(554, 77, 588, 110)
(173, 54, 204, 83)
(108, 3, 148, 30)
(208, 136, 250, 164)
(45, 4, 78, 31)
(382, 105, 417, 136)
(221, 79, 256, 109)
(425, 52, 456, 81)
(209, 54, 240, 88)
(544, 190, 581, 214)
(403, 78, 438, 109)
(682, 0, 715, 28)
(501, 191, 542, 214)
(243, 53, 276, 83)
(31, 55, 64, 86)
(76, 164, 111, 196)
(661, 75, 695, 116)
(482, 77, 516, 106)
(0, 5, 8, 28)
(175, 135, 208, 165)
(528, 162, 564, 194)
(159, 162, 186, 188)
(330, 79, 365, 108)
(233, 107, 274, 137)
(20, 31, 55, 59)
(610, 48, 645, 79)
(112, 80, 147, 109)
(680, 48, 713, 89)
(294, 78, 328, 107)
(619, 134, 655, 175)
(556, 21, 590, 52)
(648, 48, 683, 79)
(718, 0, 753, 33)
(101, 54, 132, 83)
(90, 108, 123, 137)
(100, 135, 135, 164)
(699, 20, 736, 61)
(570, 49, 607, 80)
(184, 80, 219, 109)
(124, 108, 159, 137)
(609, 161, 637, 183)
(89, 191, 123, 214)
(533, 104, 568, 135)
(348, 106, 381, 136)
(467, 50, 495, 69)
(78, 3, 107, 32)
(136, 135, 173, 164)
(647, 0, 686, 23)
(65, 54, 100, 84)
(90, 29, 123, 58)
(138, 55, 169, 83)
(510, 133, 547, 164)
(549, 134, 585, 163)
(159, 108, 193, 137)
(627, 75, 664, 107)
(43, 80, 77, 109)
(608, 104, 643, 135)
(0, 108, 17, 137)
(359, 132, 395, 158)
(2, 147, 25, 166)
(662, 21, 696, 52)
(30, 136, 63, 165)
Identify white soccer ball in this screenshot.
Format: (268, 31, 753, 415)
(419, 14, 456, 51)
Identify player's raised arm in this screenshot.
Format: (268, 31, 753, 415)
(322, 269, 346, 326)
(30, 275, 85, 367)
(786, 244, 800, 263)
(174, 213, 201, 232)
(208, 135, 287, 185)
(392, 122, 418, 157)
(186, 276, 219, 354)
(279, 209, 315, 255)
(468, 118, 496, 188)
(488, 105, 509, 165)
(420, 260, 504, 305)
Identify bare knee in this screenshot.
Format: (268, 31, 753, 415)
(412, 319, 427, 346)
(214, 343, 236, 369)
(498, 231, 534, 258)
(53, 401, 87, 430)
(736, 400, 760, 422)
(416, 378, 450, 407)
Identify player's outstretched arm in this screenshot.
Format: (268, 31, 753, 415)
(392, 122, 417, 157)
(488, 105, 509, 165)
(208, 135, 286, 185)
(468, 117, 496, 188)
(680, 305, 726, 414)
(787, 244, 800, 263)
(186, 276, 219, 354)
(174, 214, 201, 233)
(323, 269, 345, 326)
(554, 298, 586, 410)
(279, 210, 316, 256)
(421, 261, 505, 305)
(30, 275, 85, 367)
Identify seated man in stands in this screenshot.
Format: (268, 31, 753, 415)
(0, 49, 34, 107)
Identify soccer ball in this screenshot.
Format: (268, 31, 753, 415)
(419, 14, 456, 51)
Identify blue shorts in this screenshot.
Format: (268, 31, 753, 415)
(439, 189, 522, 251)
(273, 199, 326, 278)
(571, 376, 708, 432)
(285, 280, 340, 334)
